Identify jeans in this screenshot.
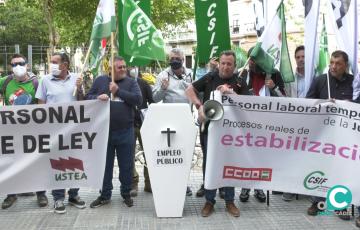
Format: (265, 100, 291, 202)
(132, 126, 150, 187)
(101, 127, 134, 200)
(200, 131, 208, 182)
(201, 130, 231, 203)
(52, 189, 79, 201)
(205, 187, 235, 204)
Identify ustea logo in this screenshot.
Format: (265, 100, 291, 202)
(50, 157, 87, 181)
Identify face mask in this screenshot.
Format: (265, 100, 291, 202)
(129, 68, 139, 78)
(13, 65, 27, 80)
(169, 59, 183, 71)
(50, 64, 61, 76)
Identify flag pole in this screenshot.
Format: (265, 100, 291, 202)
(111, 32, 115, 82)
(73, 40, 93, 96)
(326, 71, 331, 99)
(238, 57, 250, 78)
(111, 32, 115, 100)
(156, 60, 163, 72)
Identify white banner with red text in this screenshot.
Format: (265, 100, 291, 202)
(205, 92, 360, 204)
(0, 100, 109, 195)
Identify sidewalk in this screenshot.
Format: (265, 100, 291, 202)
(0, 163, 358, 230)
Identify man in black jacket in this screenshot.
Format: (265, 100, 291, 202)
(186, 50, 249, 218)
(306, 50, 353, 100)
(128, 67, 154, 196)
(306, 50, 353, 219)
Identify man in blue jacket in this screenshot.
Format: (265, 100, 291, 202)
(86, 56, 142, 208)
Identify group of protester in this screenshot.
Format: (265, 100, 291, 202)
(0, 46, 359, 227)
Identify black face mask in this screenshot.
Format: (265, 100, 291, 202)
(169, 59, 183, 70)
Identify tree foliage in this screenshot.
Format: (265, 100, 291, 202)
(152, 0, 194, 29)
(0, 1, 48, 46)
(1, 0, 195, 47)
(0, 0, 49, 69)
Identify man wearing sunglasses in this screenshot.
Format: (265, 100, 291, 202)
(0, 54, 48, 210)
(35, 52, 85, 214)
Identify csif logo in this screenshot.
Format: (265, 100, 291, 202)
(50, 157, 87, 181)
(303, 171, 328, 190)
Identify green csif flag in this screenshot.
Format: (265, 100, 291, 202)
(119, 0, 165, 63)
(250, 2, 294, 83)
(194, 0, 231, 63)
(118, 0, 151, 66)
(89, 0, 116, 77)
(316, 15, 329, 75)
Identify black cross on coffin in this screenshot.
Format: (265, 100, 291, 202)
(161, 128, 176, 147)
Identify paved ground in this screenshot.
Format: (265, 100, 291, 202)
(1, 145, 359, 230)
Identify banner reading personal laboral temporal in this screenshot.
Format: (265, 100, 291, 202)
(0, 100, 110, 195)
(205, 92, 360, 205)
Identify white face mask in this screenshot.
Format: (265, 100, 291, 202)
(129, 68, 139, 78)
(50, 64, 61, 76)
(13, 65, 27, 80)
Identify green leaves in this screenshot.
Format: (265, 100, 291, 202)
(1, 0, 194, 47)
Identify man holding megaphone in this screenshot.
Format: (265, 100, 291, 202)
(186, 50, 249, 218)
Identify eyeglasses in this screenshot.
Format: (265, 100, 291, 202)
(11, 62, 26, 67)
(117, 65, 127, 69)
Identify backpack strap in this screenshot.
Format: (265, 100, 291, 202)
(1, 75, 14, 105)
(31, 77, 39, 90)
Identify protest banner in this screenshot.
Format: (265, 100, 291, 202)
(0, 100, 110, 195)
(205, 92, 360, 204)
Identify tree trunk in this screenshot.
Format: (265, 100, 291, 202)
(43, 0, 57, 54)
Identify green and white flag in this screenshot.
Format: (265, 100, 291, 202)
(89, 0, 116, 76)
(316, 15, 330, 75)
(118, 0, 151, 66)
(120, 0, 165, 62)
(250, 2, 294, 83)
(194, 0, 231, 63)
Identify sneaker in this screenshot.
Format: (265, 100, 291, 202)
(186, 186, 192, 196)
(239, 188, 250, 202)
(1, 195, 17, 209)
(123, 197, 134, 207)
(68, 196, 86, 209)
(130, 185, 138, 197)
(219, 188, 225, 199)
(37, 194, 48, 207)
(196, 185, 205, 197)
(54, 200, 66, 214)
(307, 202, 320, 216)
(144, 184, 152, 193)
(201, 202, 214, 217)
(282, 193, 296, 202)
(335, 209, 351, 221)
(226, 202, 240, 217)
(254, 189, 266, 203)
(90, 196, 110, 208)
(355, 216, 360, 228)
